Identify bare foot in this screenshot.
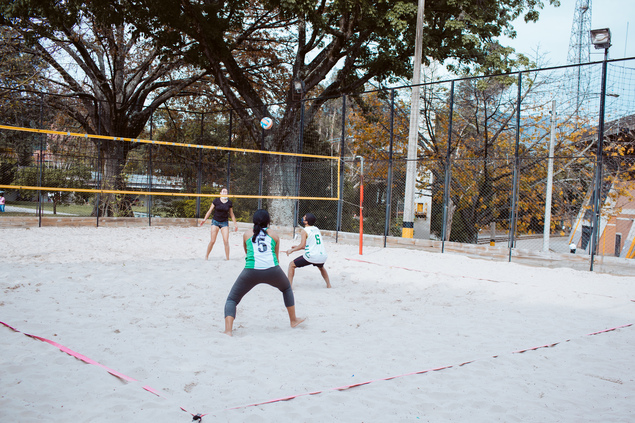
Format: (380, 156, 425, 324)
(326, 283, 332, 288)
(224, 316, 234, 336)
(291, 317, 306, 328)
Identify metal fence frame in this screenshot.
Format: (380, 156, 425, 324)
(2, 57, 635, 273)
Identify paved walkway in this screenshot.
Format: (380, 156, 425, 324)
(2, 205, 77, 216)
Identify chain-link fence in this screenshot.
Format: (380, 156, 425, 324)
(2, 58, 635, 271)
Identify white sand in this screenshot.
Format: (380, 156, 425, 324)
(1, 226, 634, 422)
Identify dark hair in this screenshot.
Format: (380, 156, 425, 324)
(252, 209, 270, 242)
(305, 212, 317, 226)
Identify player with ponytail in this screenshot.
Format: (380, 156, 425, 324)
(223, 209, 305, 336)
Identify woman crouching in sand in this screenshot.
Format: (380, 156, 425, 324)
(223, 209, 305, 336)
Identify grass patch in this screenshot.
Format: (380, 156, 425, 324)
(5, 201, 159, 217)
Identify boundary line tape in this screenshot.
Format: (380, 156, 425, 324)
(345, 257, 634, 300)
(2, 321, 632, 420)
(0, 321, 205, 420)
(222, 324, 633, 411)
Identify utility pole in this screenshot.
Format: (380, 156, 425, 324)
(402, 0, 425, 238)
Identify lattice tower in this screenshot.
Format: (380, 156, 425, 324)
(565, 0, 593, 113)
(567, 0, 592, 65)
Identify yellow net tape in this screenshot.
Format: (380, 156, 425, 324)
(0, 124, 342, 200)
(0, 124, 337, 160)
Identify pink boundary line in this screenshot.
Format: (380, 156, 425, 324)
(345, 257, 635, 301)
(1, 322, 135, 382)
(0, 321, 203, 419)
(223, 324, 632, 411)
(2, 321, 633, 417)
(345, 257, 508, 284)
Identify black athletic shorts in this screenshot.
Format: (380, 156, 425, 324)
(293, 256, 324, 268)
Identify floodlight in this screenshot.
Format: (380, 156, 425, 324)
(590, 28, 611, 49)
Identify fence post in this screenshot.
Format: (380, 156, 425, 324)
(96, 100, 102, 227)
(196, 148, 202, 219)
(148, 116, 153, 226)
(196, 112, 204, 219)
(543, 100, 556, 252)
(508, 72, 523, 262)
(293, 92, 305, 239)
(258, 107, 264, 209)
(384, 89, 395, 247)
(441, 81, 455, 253)
(37, 93, 44, 227)
(227, 110, 232, 191)
(336, 95, 346, 242)
(357, 156, 364, 255)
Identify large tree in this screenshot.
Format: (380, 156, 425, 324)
(0, 27, 53, 188)
(121, 0, 560, 223)
(0, 0, 210, 216)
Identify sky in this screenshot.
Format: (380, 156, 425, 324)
(499, 0, 635, 66)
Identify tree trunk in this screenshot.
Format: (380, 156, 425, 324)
(92, 142, 134, 217)
(266, 155, 296, 226)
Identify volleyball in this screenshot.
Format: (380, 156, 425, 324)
(260, 117, 273, 130)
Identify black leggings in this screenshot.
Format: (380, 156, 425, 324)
(224, 266, 295, 318)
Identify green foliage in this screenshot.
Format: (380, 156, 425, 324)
(116, 0, 559, 155)
(0, 0, 210, 216)
(0, 158, 18, 185)
(157, 197, 196, 218)
(157, 185, 245, 219)
(12, 164, 92, 212)
(13, 165, 91, 191)
(1, 0, 561, 224)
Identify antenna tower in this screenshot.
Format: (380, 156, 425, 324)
(566, 0, 592, 109)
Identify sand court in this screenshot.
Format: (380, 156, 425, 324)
(1, 226, 634, 422)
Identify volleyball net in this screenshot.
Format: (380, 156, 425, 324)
(0, 123, 341, 223)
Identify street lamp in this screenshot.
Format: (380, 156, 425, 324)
(589, 28, 610, 271)
(292, 79, 305, 101)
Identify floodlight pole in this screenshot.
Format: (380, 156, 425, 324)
(590, 46, 609, 271)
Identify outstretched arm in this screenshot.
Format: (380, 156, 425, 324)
(200, 202, 215, 226)
(229, 207, 238, 232)
(286, 231, 307, 256)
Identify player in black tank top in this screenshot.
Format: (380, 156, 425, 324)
(199, 188, 238, 260)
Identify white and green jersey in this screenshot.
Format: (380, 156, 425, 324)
(245, 230, 279, 269)
(303, 226, 328, 264)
